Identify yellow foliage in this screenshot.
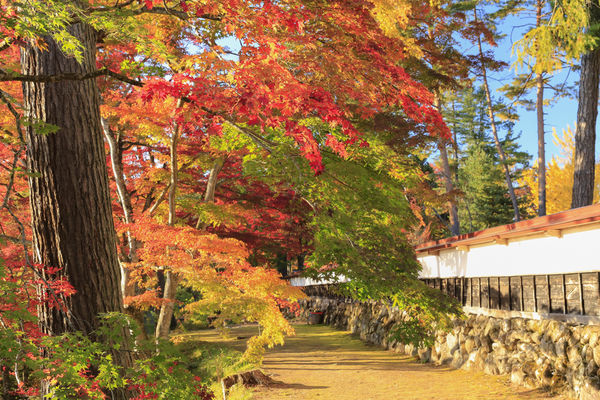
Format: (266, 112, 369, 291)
(369, 0, 424, 57)
(520, 126, 600, 214)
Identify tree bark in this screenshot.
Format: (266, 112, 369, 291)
(204, 157, 225, 203)
(536, 73, 547, 216)
(437, 139, 460, 235)
(572, 46, 600, 208)
(21, 22, 126, 338)
(155, 100, 183, 339)
(102, 121, 138, 297)
(154, 270, 181, 339)
(195, 156, 226, 230)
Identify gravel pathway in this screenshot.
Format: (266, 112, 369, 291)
(250, 324, 566, 400)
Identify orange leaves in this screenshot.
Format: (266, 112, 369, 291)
(124, 213, 250, 274)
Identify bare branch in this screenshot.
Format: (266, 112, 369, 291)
(0, 67, 143, 87)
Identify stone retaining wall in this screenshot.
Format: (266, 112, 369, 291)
(300, 293, 600, 400)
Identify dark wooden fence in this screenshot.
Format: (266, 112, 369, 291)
(423, 273, 600, 316)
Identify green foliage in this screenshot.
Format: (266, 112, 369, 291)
(4, 0, 84, 61)
(459, 144, 515, 230)
(0, 310, 215, 399)
(440, 86, 532, 233)
(512, 0, 598, 73)
(232, 117, 463, 347)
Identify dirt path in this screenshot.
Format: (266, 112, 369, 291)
(193, 324, 567, 400)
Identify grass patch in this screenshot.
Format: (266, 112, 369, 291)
(172, 326, 263, 400)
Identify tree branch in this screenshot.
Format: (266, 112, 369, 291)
(0, 67, 143, 86)
(87, 1, 221, 21)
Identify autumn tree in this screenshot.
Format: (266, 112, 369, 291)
(500, 0, 576, 216)
(510, 0, 600, 207)
(1, 0, 452, 338)
(521, 126, 600, 213)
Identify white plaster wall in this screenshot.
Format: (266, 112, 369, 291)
(289, 275, 349, 287)
(418, 224, 600, 278)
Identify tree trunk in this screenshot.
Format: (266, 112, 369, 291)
(102, 121, 138, 297)
(195, 156, 226, 229)
(21, 22, 126, 338)
(155, 101, 183, 339)
(572, 46, 600, 208)
(475, 8, 521, 222)
(154, 270, 181, 339)
(103, 122, 148, 340)
(437, 139, 460, 235)
(434, 95, 460, 235)
(536, 0, 547, 216)
(536, 73, 547, 216)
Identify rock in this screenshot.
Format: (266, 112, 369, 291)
(593, 346, 600, 367)
(511, 318, 526, 331)
(530, 331, 542, 344)
(496, 357, 510, 375)
(540, 338, 556, 359)
(580, 377, 600, 400)
(527, 319, 545, 334)
(491, 342, 507, 357)
(585, 360, 598, 377)
(418, 347, 431, 363)
(446, 333, 459, 354)
(451, 352, 465, 369)
(548, 321, 569, 342)
(511, 369, 526, 386)
(480, 336, 492, 353)
(589, 330, 600, 348)
(534, 363, 554, 387)
(521, 360, 537, 379)
(556, 337, 567, 358)
(483, 354, 499, 375)
(434, 341, 443, 356)
(568, 345, 583, 366)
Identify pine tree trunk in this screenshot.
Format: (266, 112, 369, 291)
(434, 95, 460, 235)
(475, 7, 521, 222)
(537, 73, 546, 216)
(21, 22, 126, 339)
(438, 139, 460, 235)
(536, 0, 547, 216)
(572, 46, 600, 208)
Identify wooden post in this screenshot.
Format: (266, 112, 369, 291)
(547, 274, 551, 313)
(598, 272, 600, 316)
(579, 273, 585, 315)
(497, 277, 501, 310)
(460, 277, 464, 305)
(479, 277, 482, 308)
(533, 275, 538, 313)
(520, 276, 524, 311)
(508, 277, 512, 311)
(470, 278, 473, 307)
(562, 274, 567, 314)
(487, 277, 491, 309)
(455, 277, 458, 300)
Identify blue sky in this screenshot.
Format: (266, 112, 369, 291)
(485, 16, 600, 163)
